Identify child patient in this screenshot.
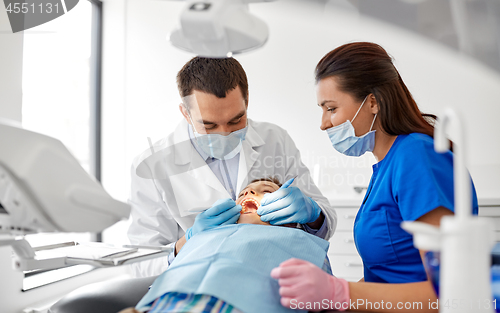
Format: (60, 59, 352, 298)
(120, 177, 329, 313)
(236, 177, 297, 227)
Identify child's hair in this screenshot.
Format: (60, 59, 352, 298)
(250, 176, 282, 187)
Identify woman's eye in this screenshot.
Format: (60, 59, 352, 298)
(229, 119, 241, 125)
(327, 107, 336, 112)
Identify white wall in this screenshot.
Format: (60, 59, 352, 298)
(101, 0, 128, 206)
(0, 1, 22, 121)
(0, 4, 131, 312)
(0, 5, 25, 313)
(102, 0, 500, 203)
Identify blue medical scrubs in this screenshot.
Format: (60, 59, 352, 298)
(353, 133, 478, 283)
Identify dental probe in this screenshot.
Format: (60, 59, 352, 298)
(280, 175, 298, 189)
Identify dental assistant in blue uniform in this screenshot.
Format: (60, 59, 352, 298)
(270, 42, 478, 312)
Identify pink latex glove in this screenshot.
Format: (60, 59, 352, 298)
(270, 258, 350, 312)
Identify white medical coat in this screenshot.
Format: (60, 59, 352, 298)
(127, 119, 337, 277)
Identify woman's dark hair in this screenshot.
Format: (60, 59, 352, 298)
(315, 42, 436, 138)
(177, 57, 249, 107)
(250, 176, 282, 188)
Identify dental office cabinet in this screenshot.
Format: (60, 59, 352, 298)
(327, 197, 365, 282)
(327, 196, 500, 282)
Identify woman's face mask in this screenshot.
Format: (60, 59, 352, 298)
(326, 95, 377, 157)
(316, 77, 378, 157)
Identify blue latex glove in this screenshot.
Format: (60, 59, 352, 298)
(185, 198, 241, 241)
(257, 178, 321, 225)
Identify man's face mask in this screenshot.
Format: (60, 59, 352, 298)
(188, 111, 248, 160)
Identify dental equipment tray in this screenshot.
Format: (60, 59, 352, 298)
(13, 241, 173, 271)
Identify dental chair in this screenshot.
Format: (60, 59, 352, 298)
(49, 275, 158, 313)
(0, 122, 166, 313)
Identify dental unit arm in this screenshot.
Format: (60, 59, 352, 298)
(0, 119, 172, 271)
(402, 108, 495, 313)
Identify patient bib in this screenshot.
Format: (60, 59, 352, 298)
(136, 224, 329, 313)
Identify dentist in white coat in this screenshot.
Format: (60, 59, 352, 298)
(128, 57, 337, 277)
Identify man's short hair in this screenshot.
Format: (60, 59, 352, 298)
(177, 57, 249, 108)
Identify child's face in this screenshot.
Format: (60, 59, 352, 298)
(235, 180, 279, 225)
(235, 181, 297, 227)
(237, 181, 280, 211)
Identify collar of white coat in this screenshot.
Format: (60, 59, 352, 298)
(173, 118, 265, 166)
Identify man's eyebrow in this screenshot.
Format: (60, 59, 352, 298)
(199, 119, 215, 125)
(196, 110, 245, 125)
(192, 116, 215, 125)
(318, 100, 336, 107)
(229, 110, 246, 122)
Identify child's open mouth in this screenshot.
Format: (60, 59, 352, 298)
(240, 198, 260, 214)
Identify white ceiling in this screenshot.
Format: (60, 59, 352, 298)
(325, 0, 500, 72)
